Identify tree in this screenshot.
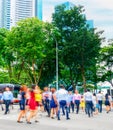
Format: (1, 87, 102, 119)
(52, 4, 103, 90)
(99, 42, 113, 87)
(5, 18, 47, 84)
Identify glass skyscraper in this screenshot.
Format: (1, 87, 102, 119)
(11, 0, 42, 28)
(0, 0, 42, 29)
(35, 0, 42, 20)
(0, 0, 11, 29)
(61, 1, 94, 29)
(62, 1, 75, 10)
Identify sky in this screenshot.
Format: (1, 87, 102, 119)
(43, 0, 113, 43)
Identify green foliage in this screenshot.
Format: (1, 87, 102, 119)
(52, 4, 103, 90)
(99, 42, 113, 87)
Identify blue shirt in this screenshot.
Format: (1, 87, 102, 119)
(2, 91, 13, 101)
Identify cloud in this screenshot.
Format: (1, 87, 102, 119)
(43, 0, 113, 40)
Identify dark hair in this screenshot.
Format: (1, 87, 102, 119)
(87, 89, 90, 92)
(99, 91, 101, 93)
(60, 84, 65, 89)
(31, 84, 36, 90)
(93, 93, 96, 96)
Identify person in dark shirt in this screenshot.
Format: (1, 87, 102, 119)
(105, 93, 110, 113)
(17, 85, 27, 123)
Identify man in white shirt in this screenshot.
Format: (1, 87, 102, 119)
(56, 85, 70, 120)
(96, 91, 103, 113)
(84, 89, 93, 117)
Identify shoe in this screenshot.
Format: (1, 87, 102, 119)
(46, 115, 50, 117)
(4, 112, 7, 115)
(27, 122, 32, 124)
(51, 117, 54, 119)
(58, 118, 60, 120)
(66, 117, 70, 120)
(17, 121, 23, 123)
(35, 120, 39, 123)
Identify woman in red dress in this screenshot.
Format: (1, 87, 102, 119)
(27, 90, 37, 124)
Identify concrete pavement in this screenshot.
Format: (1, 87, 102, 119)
(0, 105, 112, 130)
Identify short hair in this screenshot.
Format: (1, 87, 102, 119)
(60, 84, 65, 89)
(87, 89, 90, 92)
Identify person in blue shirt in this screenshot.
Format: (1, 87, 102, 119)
(2, 87, 13, 114)
(0, 91, 4, 111)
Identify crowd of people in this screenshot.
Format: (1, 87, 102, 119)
(0, 84, 113, 124)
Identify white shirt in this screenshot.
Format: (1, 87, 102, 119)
(56, 88, 68, 102)
(84, 92, 93, 101)
(96, 93, 103, 101)
(92, 96, 97, 106)
(42, 91, 52, 100)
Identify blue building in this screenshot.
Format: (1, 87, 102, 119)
(0, 0, 11, 29)
(62, 1, 75, 10)
(59, 1, 94, 29)
(86, 20, 94, 29)
(35, 0, 42, 20)
(0, 0, 43, 29)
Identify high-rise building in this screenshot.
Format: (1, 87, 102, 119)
(10, 0, 42, 28)
(35, 0, 42, 20)
(0, 0, 11, 29)
(86, 20, 94, 29)
(60, 1, 94, 29)
(0, 0, 42, 29)
(62, 1, 75, 10)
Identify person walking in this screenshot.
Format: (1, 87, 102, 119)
(50, 88, 58, 119)
(73, 90, 81, 114)
(27, 89, 37, 124)
(17, 85, 27, 123)
(96, 91, 104, 113)
(2, 87, 13, 114)
(80, 95, 85, 112)
(56, 85, 70, 120)
(42, 87, 52, 117)
(68, 91, 74, 113)
(84, 89, 93, 117)
(105, 93, 110, 113)
(0, 91, 4, 111)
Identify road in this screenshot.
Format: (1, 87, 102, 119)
(0, 105, 112, 130)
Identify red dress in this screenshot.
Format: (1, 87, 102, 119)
(28, 91, 37, 110)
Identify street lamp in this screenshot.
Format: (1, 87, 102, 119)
(51, 27, 59, 90)
(55, 37, 58, 90)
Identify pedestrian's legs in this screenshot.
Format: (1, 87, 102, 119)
(75, 100, 80, 114)
(57, 103, 61, 120)
(45, 99, 50, 116)
(65, 106, 70, 119)
(71, 101, 74, 113)
(69, 104, 70, 113)
(4, 100, 10, 114)
(62, 105, 65, 115)
(99, 100, 102, 113)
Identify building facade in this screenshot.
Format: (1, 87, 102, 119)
(60, 1, 94, 29)
(62, 1, 75, 10)
(0, 0, 11, 29)
(10, 0, 42, 28)
(0, 0, 42, 29)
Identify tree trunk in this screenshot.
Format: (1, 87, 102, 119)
(17, 60, 24, 80)
(32, 60, 37, 84)
(37, 60, 45, 84)
(70, 67, 76, 91)
(8, 63, 12, 80)
(81, 66, 86, 91)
